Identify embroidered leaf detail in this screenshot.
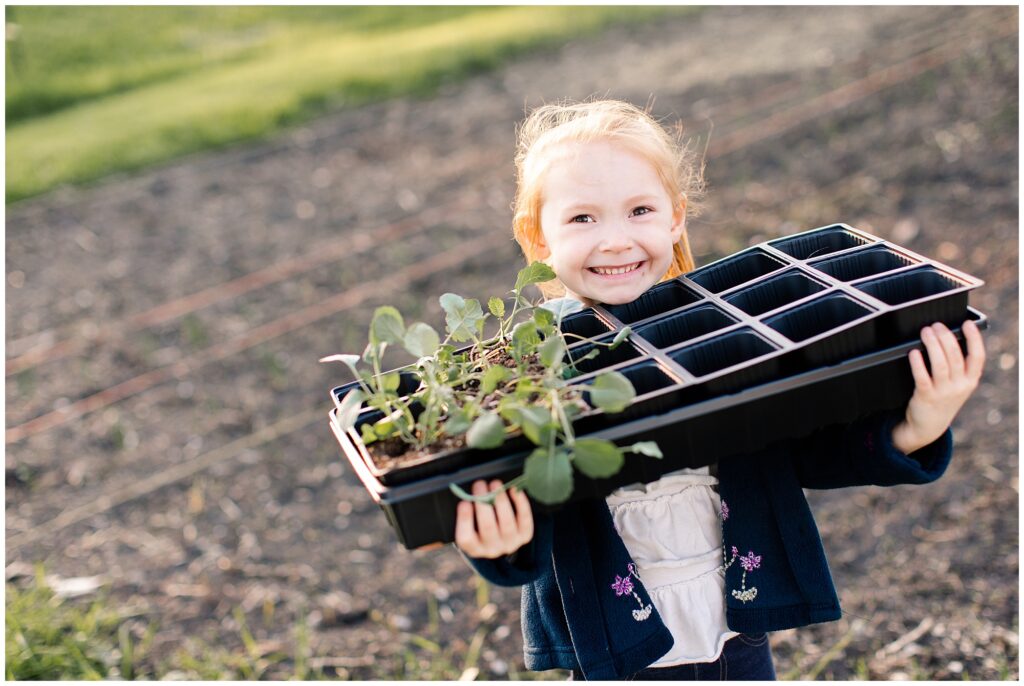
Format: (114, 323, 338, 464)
(572, 438, 624, 478)
(523, 448, 573, 505)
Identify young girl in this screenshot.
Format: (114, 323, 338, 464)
(454, 99, 985, 681)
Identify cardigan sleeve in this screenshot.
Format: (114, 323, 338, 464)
(790, 409, 954, 489)
(456, 508, 554, 587)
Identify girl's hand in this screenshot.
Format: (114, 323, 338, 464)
(454, 479, 534, 559)
(891, 319, 986, 454)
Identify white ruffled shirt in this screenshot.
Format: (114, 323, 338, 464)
(606, 466, 738, 667)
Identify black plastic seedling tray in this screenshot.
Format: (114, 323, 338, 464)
(327, 224, 987, 549)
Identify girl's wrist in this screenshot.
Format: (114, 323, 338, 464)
(890, 420, 930, 456)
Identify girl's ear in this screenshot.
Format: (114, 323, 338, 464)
(670, 196, 687, 241)
(533, 229, 551, 260)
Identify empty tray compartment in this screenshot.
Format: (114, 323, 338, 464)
(810, 245, 920, 282)
(634, 304, 737, 348)
(764, 292, 878, 366)
(688, 249, 788, 294)
(769, 225, 873, 260)
(559, 310, 615, 340)
(764, 292, 874, 342)
(724, 269, 828, 316)
(565, 334, 645, 377)
(854, 266, 974, 342)
(669, 328, 778, 377)
(854, 266, 969, 306)
(602, 279, 703, 324)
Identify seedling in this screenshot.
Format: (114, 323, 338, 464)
(322, 262, 662, 505)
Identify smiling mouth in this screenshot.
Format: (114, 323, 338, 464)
(588, 261, 644, 276)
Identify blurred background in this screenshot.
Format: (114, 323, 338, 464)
(5, 5, 1018, 680)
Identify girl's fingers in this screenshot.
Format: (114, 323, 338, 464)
(454, 500, 481, 554)
(963, 319, 987, 381)
(490, 480, 519, 542)
(471, 480, 499, 544)
(921, 326, 949, 382)
(510, 487, 534, 543)
(932, 323, 966, 377)
(908, 348, 933, 392)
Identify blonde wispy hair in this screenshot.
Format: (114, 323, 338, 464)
(511, 98, 706, 300)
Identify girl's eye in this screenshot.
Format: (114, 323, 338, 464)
(632, 206, 653, 216)
(570, 214, 595, 224)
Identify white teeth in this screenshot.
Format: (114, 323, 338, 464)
(592, 262, 641, 275)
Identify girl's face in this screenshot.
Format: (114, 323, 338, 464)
(535, 140, 685, 307)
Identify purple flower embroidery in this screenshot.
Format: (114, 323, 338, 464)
(611, 575, 634, 597)
(720, 499, 730, 521)
(739, 550, 762, 572)
(731, 545, 739, 557)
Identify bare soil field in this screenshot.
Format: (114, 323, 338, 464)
(6, 5, 1018, 680)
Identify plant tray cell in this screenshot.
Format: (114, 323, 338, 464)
(326, 223, 987, 549)
(688, 249, 788, 293)
(602, 279, 703, 324)
(633, 304, 738, 349)
(560, 310, 616, 339)
(810, 245, 920, 282)
(768, 225, 874, 260)
(724, 269, 829, 316)
(564, 333, 645, 376)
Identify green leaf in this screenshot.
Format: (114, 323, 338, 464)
(440, 293, 485, 342)
(588, 371, 636, 413)
(533, 306, 555, 332)
(360, 423, 378, 445)
(370, 306, 405, 346)
(572, 438, 625, 478)
(481, 365, 511, 395)
(523, 448, 573, 505)
(336, 389, 365, 431)
(466, 412, 506, 449)
(538, 336, 565, 369)
(511, 320, 541, 360)
(609, 326, 632, 350)
(515, 262, 557, 293)
(524, 450, 573, 505)
(443, 406, 473, 436)
(381, 372, 401, 393)
(373, 418, 397, 439)
(488, 296, 505, 318)
(403, 322, 440, 358)
(628, 441, 664, 458)
(518, 405, 555, 446)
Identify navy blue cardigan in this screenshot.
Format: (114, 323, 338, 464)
(461, 410, 953, 679)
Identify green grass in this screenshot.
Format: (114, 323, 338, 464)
(5, 567, 566, 680)
(5, 5, 694, 204)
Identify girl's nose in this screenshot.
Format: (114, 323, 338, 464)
(599, 226, 634, 252)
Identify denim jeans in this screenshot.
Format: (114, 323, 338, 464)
(568, 632, 776, 681)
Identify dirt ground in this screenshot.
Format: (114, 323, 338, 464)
(6, 5, 1018, 680)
